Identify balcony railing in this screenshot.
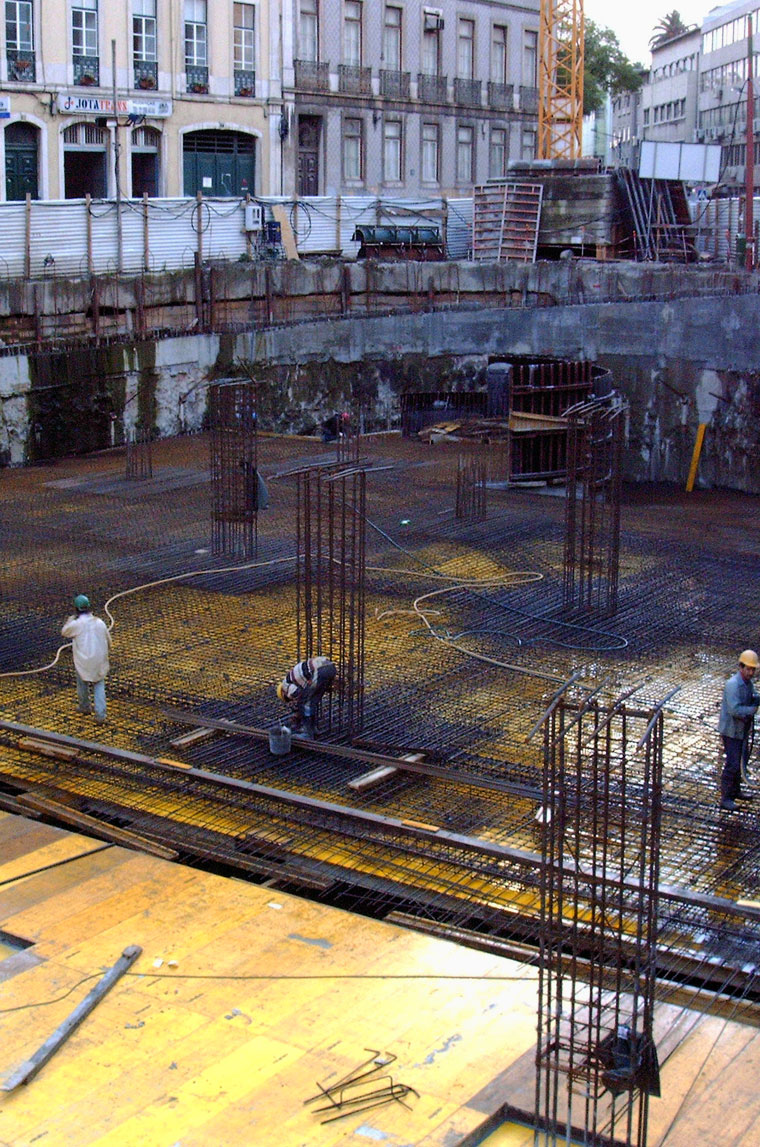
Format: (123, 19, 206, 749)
(417, 73, 448, 103)
(519, 85, 539, 114)
(294, 58, 330, 93)
(7, 49, 35, 82)
(453, 77, 481, 106)
(338, 64, 371, 94)
(379, 69, 411, 99)
(234, 69, 256, 97)
(186, 65, 209, 93)
(133, 59, 158, 90)
(487, 81, 514, 111)
(73, 55, 100, 86)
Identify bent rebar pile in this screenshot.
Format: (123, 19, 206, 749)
(535, 692, 665, 1147)
(209, 380, 260, 558)
(296, 467, 367, 735)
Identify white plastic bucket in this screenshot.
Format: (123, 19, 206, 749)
(268, 725, 292, 755)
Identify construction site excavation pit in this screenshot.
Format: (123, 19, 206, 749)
(1, 423, 760, 1018)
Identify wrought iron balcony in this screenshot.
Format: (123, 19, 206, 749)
(186, 65, 209, 94)
(519, 85, 539, 114)
(453, 77, 481, 107)
(73, 55, 100, 86)
(379, 69, 410, 99)
(487, 81, 514, 111)
(338, 64, 371, 95)
(417, 73, 448, 103)
(234, 69, 256, 97)
(294, 59, 330, 93)
(7, 49, 35, 82)
(133, 59, 158, 90)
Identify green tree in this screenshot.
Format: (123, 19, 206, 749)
(584, 22, 644, 116)
(649, 11, 689, 49)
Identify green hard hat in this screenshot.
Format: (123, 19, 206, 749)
(73, 594, 90, 611)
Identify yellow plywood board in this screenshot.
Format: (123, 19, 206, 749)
(0, 816, 542, 1147)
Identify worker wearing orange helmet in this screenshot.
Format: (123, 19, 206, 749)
(718, 649, 760, 811)
(276, 655, 336, 739)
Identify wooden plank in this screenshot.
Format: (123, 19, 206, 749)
(18, 737, 78, 761)
(15, 795, 178, 861)
(169, 726, 217, 749)
(349, 752, 425, 792)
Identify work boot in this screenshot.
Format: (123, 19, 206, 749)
(720, 798, 737, 811)
(734, 790, 754, 801)
(296, 719, 315, 740)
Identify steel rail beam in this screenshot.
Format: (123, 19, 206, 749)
(3, 717, 760, 926)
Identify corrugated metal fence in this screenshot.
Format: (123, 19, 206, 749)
(0, 194, 474, 280)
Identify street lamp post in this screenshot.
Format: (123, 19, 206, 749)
(746, 15, 754, 271)
(112, 39, 123, 274)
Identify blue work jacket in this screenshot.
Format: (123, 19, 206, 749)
(718, 670, 760, 740)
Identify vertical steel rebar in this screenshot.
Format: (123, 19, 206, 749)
(208, 380, 259, 558)
(295, 466, 366, 736)
(535, 693, 664, 1147)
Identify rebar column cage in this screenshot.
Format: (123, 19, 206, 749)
(296, 467, 367, 736)
(563, 395, 625, 620)
(455, 446, 488, 521)
(534, 693, 665, 1147)
(208, 380, 260, 559)
(125, 424, 153, 480)
(336, 407, 361, 467)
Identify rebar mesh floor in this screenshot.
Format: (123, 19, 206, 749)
(2, 432, 760, 992)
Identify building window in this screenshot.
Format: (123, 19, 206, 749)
(456, 124, 473, 182)
(422, 13, 441, 76)
(184, 0, 207, 67)
(523, 29, 537, 86)
(383, 118, 402, 181)
(422, 121, 439, 182)
(234, 3, 254, 71)
(521, 128, 536, 161)
(72, 0, 98, 58)
(343, 116, 362, 181)
(489, 127, 507, 178)
(133, 0, 157, 88)
(384, 5, 401, 70)
(457, 18, 474, 79)
(343, 1, 361, 66)
(6, 0, 33, 51)
(300, 0, 318, 62)
(491, 24, 507, 83)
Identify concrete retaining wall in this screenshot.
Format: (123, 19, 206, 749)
(0, 260, 758, 491)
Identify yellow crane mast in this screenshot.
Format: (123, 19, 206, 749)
(538, 0, 585, 159)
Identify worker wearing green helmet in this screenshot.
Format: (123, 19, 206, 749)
(61, 594, 112, 725)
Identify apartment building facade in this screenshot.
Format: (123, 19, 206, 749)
(281, 0, 541, 198)
(698, 0, 760, 191)
(0, 0, 279, 202)
(0, 0, 539, 204)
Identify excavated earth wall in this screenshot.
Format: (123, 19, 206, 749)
(0, 259, 758, 491)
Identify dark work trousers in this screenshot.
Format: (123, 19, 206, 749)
(721, 734, 746, 799)
(297, 662, 337, 726)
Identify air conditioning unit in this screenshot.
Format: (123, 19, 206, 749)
(244, 203, 263, 231)
(694, 129, 706, 142)
(423, 8, 444, 31)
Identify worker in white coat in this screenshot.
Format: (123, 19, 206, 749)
(61, 594, 112, 724)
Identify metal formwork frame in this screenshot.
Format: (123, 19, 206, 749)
(538, 0, 585, 161)
(208, 380, 260, 559)
(296, 467, 367, 736)
(535, 693, 665, 1147)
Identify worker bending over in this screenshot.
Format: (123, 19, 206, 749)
(277, 655, 336, 739)
(61, 594, 112, 725)
(718, 648, 759, 811)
